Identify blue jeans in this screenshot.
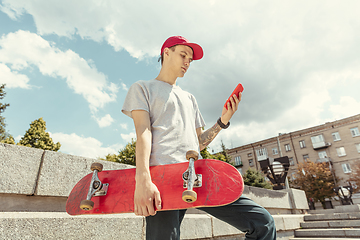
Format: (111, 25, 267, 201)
(145, 196, 276, 240)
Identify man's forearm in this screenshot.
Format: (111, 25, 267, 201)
(198, 122, 222, 151)
(135, 130, 152, 180)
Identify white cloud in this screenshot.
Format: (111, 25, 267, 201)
(121, 132, 136, 143)
(0, 63, 30, 88)
(120, 123, 128, 130)
(93, 114, 114, 128)
(2, 0, 360, 150)
(0, 2, 24, 20)
(50, 132, 122, 158)
(329, 97, 360, 120)
(0, 30, 118, 113)
(14, 135, 22, 142)
(121, 82, 128, 91)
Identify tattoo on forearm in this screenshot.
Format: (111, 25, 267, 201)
(199, 122, 222, 150)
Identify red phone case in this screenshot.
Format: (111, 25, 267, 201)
(224, 84, 244, 109)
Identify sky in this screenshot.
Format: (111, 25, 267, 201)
(1, 0, 360, 159)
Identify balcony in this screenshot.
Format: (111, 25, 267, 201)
(316, 157, 332, 163)
(312, 141, 331, 150)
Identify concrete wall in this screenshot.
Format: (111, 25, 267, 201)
(0, 143, 133, 211)
(0, 143, 308, 239)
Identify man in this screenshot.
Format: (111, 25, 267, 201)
(122, 36, 276, 240)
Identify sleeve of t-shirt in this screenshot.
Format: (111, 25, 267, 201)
(121, 82, 149, 118)
(191, 95, 206, 129)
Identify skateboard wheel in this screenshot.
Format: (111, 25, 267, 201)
(80, 200, 94, 211)
(90, 163, 103, 172)
(186, 151, 198, 161)
(182, 190, 197, 203)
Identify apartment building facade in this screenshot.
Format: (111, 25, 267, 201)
(227, 114, 360, 188)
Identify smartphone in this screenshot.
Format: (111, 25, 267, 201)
(224, 83, 244, 110)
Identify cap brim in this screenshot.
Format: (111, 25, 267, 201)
(183, 43, 203, 60)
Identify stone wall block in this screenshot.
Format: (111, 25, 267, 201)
(36, 150, 134, 197)
(181, 215, 213, 239)
(0, 143, 44, 195)
(0, 212, 144, 240)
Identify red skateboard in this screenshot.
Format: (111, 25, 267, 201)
(66, 151, 244, 215)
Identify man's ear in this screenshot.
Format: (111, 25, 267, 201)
(164, 47, 171, 57)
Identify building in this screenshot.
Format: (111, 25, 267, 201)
(227, 114, 360, 188)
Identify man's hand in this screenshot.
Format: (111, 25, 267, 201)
(221, 92, 241, 124)
(134, 176, 162, 216)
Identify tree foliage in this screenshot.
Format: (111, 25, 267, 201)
(1, 135, 15, 144)
(100, 139, 136, 166)
(17, 117, 61, 151)
(102, 140, 233, 167)
(291, 161, 338, 208)
(349, 163, 360, 192)
(0, 84, 10, 141)
(243, 168, 273, 189)
(200, 144, 234, 165)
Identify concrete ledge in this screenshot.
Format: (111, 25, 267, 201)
(0, 143, 133, 198)
(0, 193, 67, 212)
(181, 215, 213, 239)
(37, 150, 133, 197)
(0, 143, 44, 195)
(242, 186, 308, 214)
(0, 212, 144, 240)
(0, 212, 304, 240)
(305, 212, 360, 221)
(295, 228, 360, 238)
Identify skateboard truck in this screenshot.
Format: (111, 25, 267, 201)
(80, 163, 108, 211)
(182, 150, 199, 203)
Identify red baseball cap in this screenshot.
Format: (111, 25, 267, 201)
(160, 36, 203, 60)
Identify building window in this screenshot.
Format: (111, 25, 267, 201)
(238, 168, 243, 175)
(299, 140, 306, 148)
(256, 148, 267, 156)
(342, 163, 352, 174)
(311, 134, 325, 144)
(234, 156, 242, 166)
(249, 159, 254, 167)
(336, 147, 346, 157)
(272, 147, 278, 155)
(318, 151, 328, 159)
(256, 148, 268, 161)
(247, 153, 252, 157)
(284, 144, 291, 152)
(332, 132, 341, 141)
(351, 127, 360, 137)
(289, 157, 294, 166)
(356, 143, 360, 153)
(303, 154, 309, 161)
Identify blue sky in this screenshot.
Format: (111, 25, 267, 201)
(1, 0, 360, 159)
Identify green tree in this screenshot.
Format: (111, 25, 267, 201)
(0, 84, 10, 141)
(291, 161, 338, 209)
(1, 135, 15, 144)
(101, 139, 137, 166)
(200, 143, 234, 166)
(349, 163, 360, 193)
(18, 117, 61, 151)
(215, 141, 233, 165)
(243, 168, 273, 189)
(117, 139, 136, 165)
(101, 153, 118, 163)
(200, 147, 214, 159)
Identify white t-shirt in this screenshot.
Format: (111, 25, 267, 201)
(122, 79, 205, 166)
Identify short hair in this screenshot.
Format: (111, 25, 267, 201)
(159, 45, 177, 65)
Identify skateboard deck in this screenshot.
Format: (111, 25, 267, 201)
(66, 159, 244, 215)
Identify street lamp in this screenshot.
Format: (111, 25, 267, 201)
(334, 186, 353, 205)
(259, 156, 290, 190)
